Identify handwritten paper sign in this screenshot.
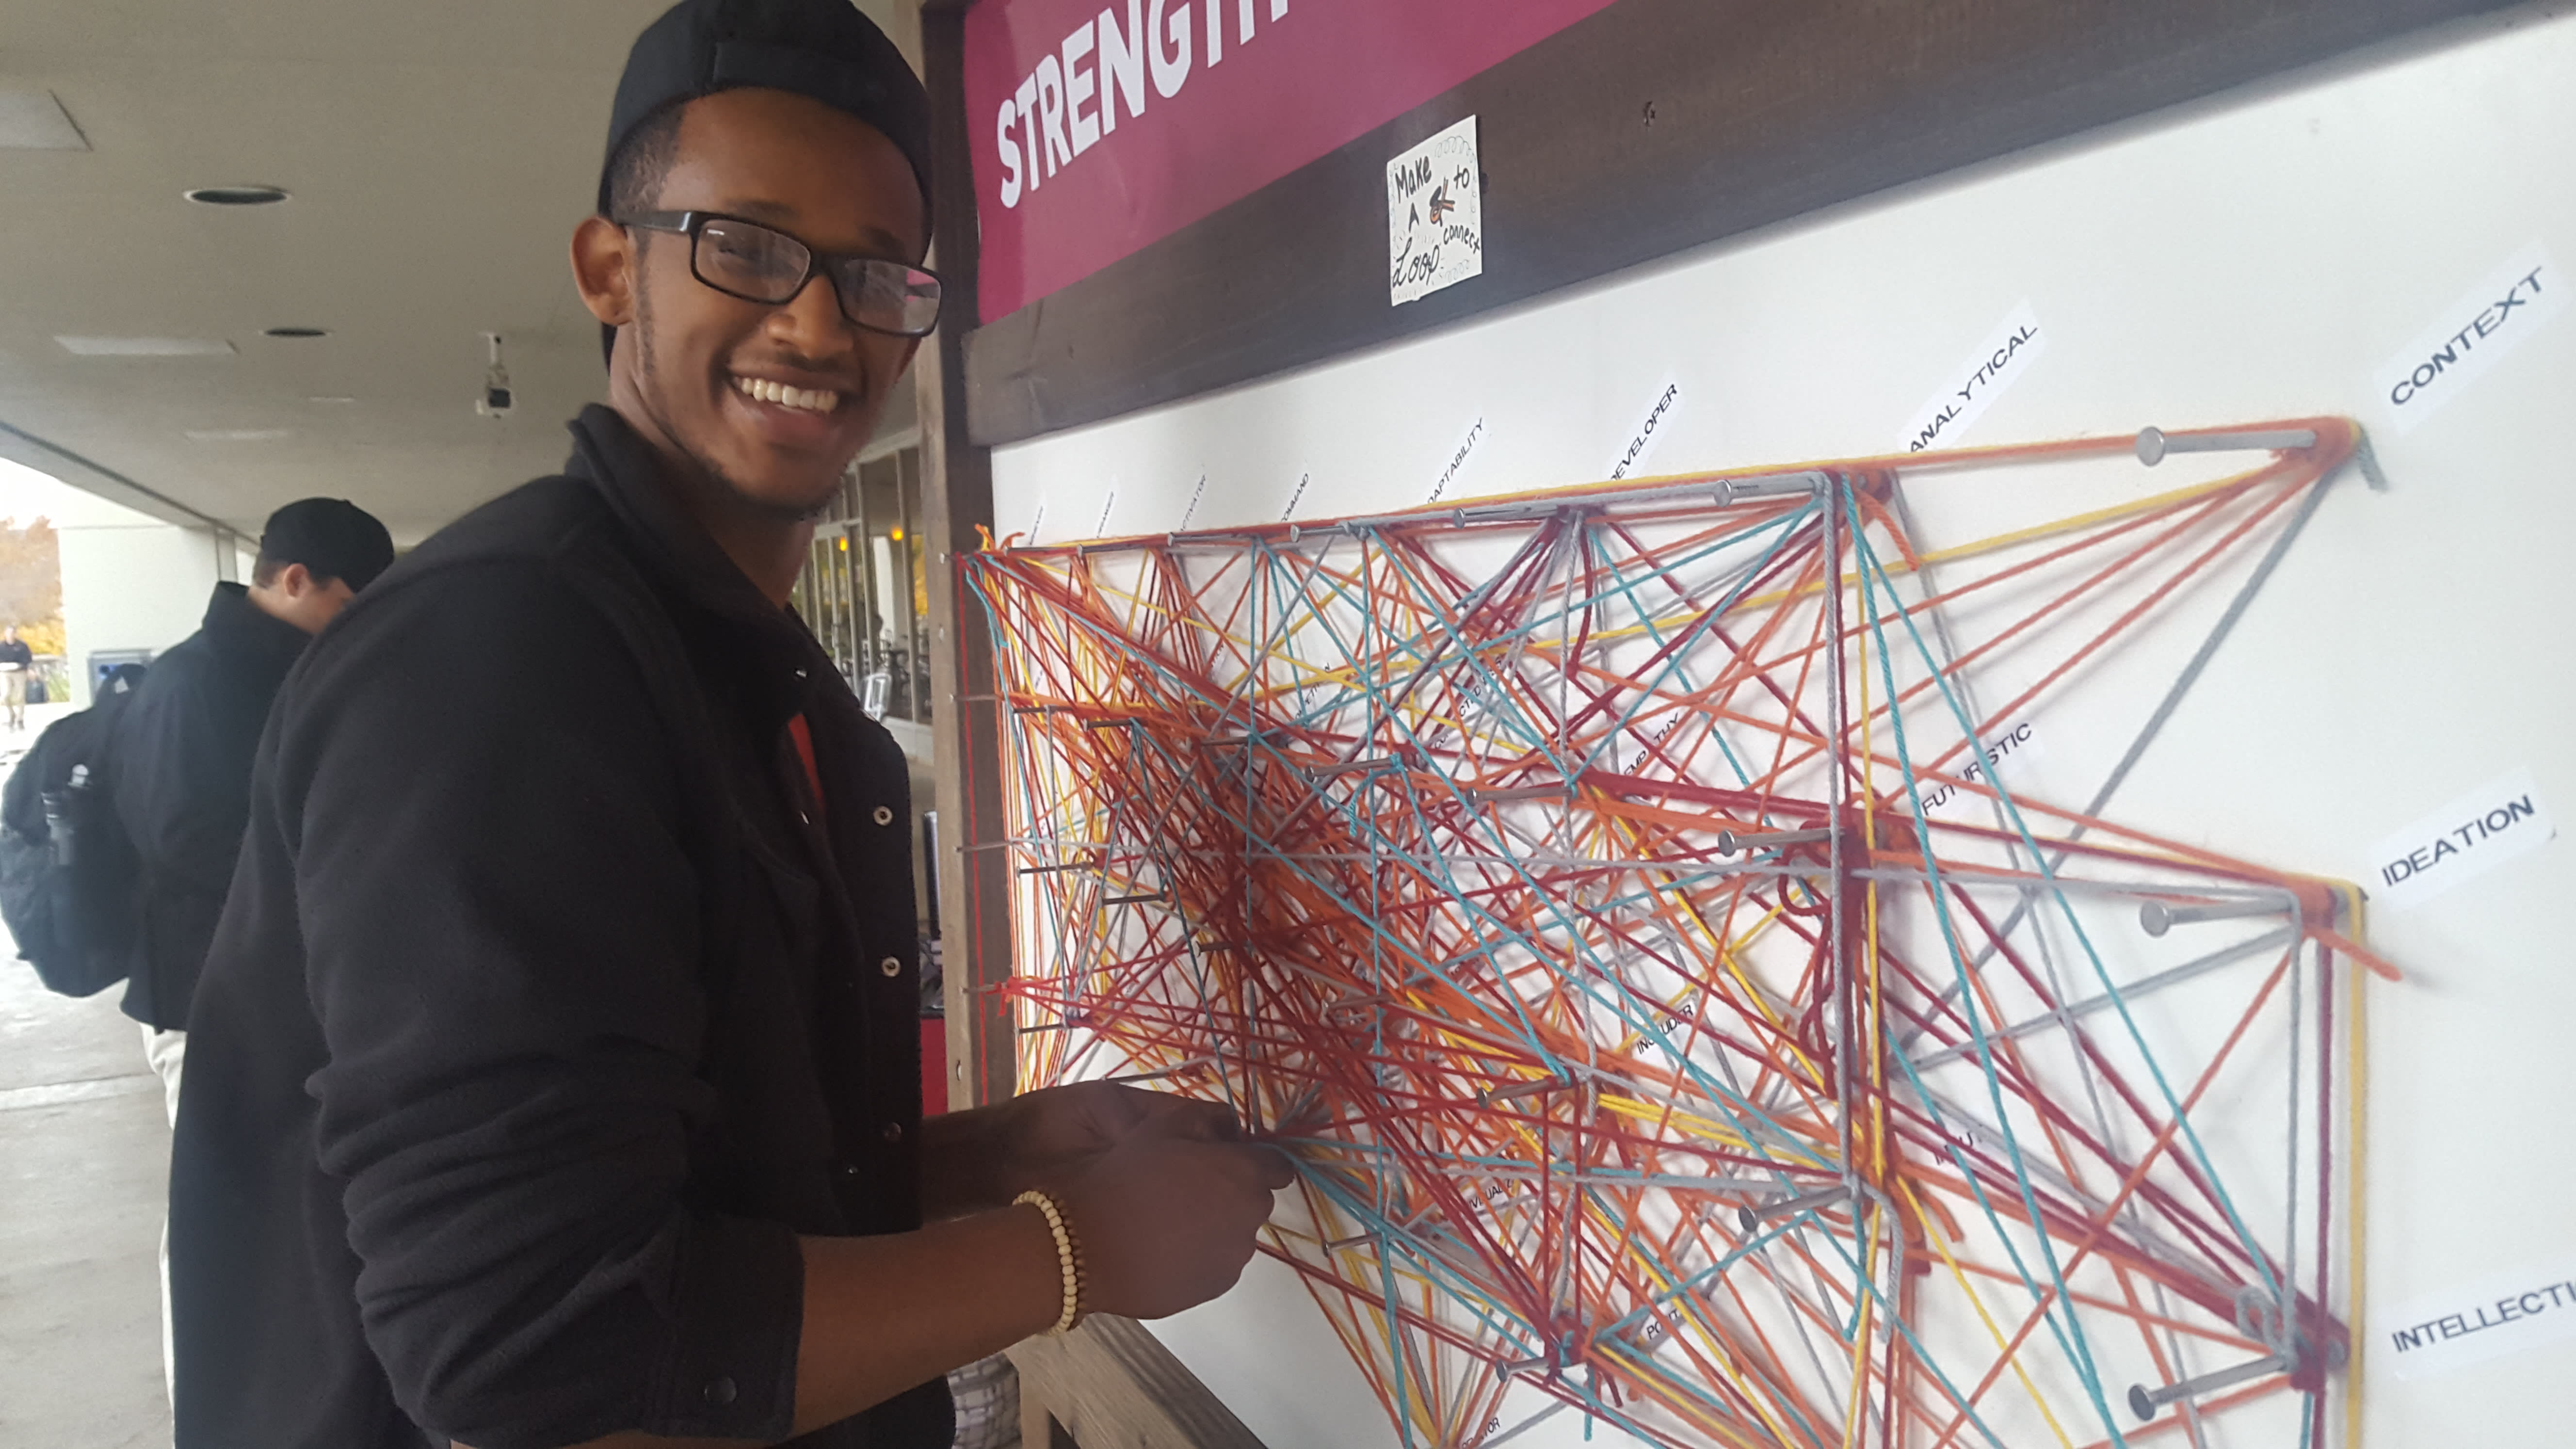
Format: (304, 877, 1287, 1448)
(2367, 767, 2555, 912)
(1389, 116, 1483, 306)
(2373, 242, 2565, 435)
(1903, 303, 2048, 453)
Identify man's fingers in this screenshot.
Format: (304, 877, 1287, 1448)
(1204, 1142, 1296, 1201)
(1251, 1143, 1297, 1191)
(1083, 1081, 1159, 1132)
(1163, 1094, 1240, 1135)
(1133, 1093, 1241, 1142)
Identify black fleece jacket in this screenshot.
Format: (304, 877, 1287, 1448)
(109, 581, 310, 1030)
(170, 407, 945, 1449)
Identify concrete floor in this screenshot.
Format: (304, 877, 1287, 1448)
(0, 705, 172, 1449)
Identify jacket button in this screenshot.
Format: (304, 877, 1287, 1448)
(703, 1376, 738, 1406)
(879, 956, 902, 977)
(872, 805, 894, 826)
(881, 1121, 905, 1143)
(836, 1161, 861, 1180)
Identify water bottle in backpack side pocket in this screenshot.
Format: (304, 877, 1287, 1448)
(42, 765, 84, 868)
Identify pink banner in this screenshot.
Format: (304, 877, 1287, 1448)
(964, 0, 1623, 322)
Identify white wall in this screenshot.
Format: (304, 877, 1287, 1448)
(59, 523, 223, 707)
(0, 456, 225, 708)
(992, 7, 2576, 1447)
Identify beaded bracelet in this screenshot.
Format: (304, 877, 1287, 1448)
(1012, 1190, 1087, 1335)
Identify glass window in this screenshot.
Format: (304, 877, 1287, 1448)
(794, 445, 929, 724)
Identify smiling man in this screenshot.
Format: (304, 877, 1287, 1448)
(166, 4, 1292, 1448)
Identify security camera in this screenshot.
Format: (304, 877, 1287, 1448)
(476, 332, 514, 418)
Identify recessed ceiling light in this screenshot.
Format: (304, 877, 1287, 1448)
(185, 428, 293, 443)
(306, 395, 357, 404)
(262, 326, 328, 339)
(184, 184, 289, 207)
(57, 335, 236, 357)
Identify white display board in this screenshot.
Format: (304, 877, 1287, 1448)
(990, 8, 2576, 1444)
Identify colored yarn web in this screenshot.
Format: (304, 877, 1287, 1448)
(965, 420, 2387, 1449)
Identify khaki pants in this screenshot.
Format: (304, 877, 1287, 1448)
(142, 1025, 185, 1408)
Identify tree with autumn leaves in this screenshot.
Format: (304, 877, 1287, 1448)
(0, 516, 68, 659)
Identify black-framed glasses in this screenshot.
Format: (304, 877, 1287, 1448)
(621, 210, 943, 339)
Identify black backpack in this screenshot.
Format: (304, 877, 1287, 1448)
(0, 667, 145, 997)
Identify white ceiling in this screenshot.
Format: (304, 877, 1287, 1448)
(0, 0, 918, 543)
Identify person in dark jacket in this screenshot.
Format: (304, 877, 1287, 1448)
(106, 494, 393, 1407)
(170, 4, 1291, 1449)
(112, 498, 395, 1077)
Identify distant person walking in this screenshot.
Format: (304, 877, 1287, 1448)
(0, 625, 32, 731)
(104, 497, 391, 1401)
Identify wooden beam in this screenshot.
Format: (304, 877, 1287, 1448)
(1007, 1317, 1270, 1449)
(1020, 1405, 1078, 1449)
(964, 0, 2514, 447)
(916, 0, 1016, 1111)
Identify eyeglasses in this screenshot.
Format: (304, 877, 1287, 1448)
(620, 210, 943, 339)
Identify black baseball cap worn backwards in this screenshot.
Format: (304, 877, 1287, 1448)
(597, 0, 934, 364)
(259, 498, 396, 593)
(601, 0, 934, 224)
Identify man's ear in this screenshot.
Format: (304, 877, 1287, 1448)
(272, 563, 315, 598)
(571, 215, 639, 327)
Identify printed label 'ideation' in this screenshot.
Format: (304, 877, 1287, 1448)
(2366, 767, 2554, 912)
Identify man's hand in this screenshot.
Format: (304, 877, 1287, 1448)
(1045, 1127, 1297, 1320)
(998, 1080, 1242, 1179)
(920, 1080, 1245, 1218)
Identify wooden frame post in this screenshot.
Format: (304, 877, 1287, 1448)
(917, 0, 1016, 1111)
(908, 5, 1273, 1443)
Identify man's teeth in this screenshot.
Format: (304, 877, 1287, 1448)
(732, 376, 841, 414)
